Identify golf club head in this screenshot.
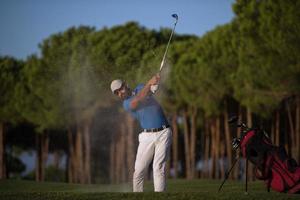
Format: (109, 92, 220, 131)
(228, 116, 238, 124)
(172, 14, 178, 23)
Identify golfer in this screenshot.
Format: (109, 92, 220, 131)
(110, 74, 172, 192)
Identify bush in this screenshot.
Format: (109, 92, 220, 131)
(22, 165, 66, 182)
(45, 165, 66, 182)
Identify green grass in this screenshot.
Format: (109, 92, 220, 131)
(0, 179, 298, 200)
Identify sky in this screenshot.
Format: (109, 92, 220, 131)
(0, 0, 235, 60)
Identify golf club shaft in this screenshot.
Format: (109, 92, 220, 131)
(159, 19, 178, 73)
(218, 155, 240, 192)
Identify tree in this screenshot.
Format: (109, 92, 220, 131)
(0, 56, 24, 179)
(232, 0, 300, 115)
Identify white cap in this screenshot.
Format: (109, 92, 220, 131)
(110, 79, 123, 93)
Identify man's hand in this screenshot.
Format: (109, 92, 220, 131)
(147, 74, 160, 86)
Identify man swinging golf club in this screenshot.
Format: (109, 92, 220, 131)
(110, 74, 172, 192)
(110, 13, 178, 192)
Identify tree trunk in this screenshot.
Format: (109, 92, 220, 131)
(215, 117, 220, 179)
(126, 114, 135, 182)
(234, 105, 242, 179)
(115, 136, 120, 184)
(67, 127, 75, 183)
(183, 110, 191, 179)
(210, 118, 216, 179)
(53, 151, 61, 169)
(0, 122, 6, 180)
(286, 101, 293, 156)
(35, 133, 42, 182)
(42, 133, 49, 181)
(246, 107, 254, 180)
(35, 132, 49, 182)
(220, 139, 225, 179)
(296, 96, 300, 162)
(246, 108, 252, 128)
(75, 127, 84, 183)
(275, 110, 280, 146)
(115, 123, 125, 184)
(83, 119, 91, 184)
(65, 148, 69, 183)
(271, 115, 275, 144)
(223, 102, 232, 179)
(190, 107, 197, 179)
(171, 113, 179, 178)
(120, 123, 126, 182)
(166, 159, 171, 178)
(203, 118, 210, 178)
(110, 138, 116, 183)
(224, 100, 233, 178)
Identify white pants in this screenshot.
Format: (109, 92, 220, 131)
(133, 128, 172, 192)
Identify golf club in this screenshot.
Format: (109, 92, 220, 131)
(159, 13, 178, 73)
(151, 14, 178, 94)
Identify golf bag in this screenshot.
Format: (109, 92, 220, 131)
(240, 128, 300, 194)
(219, 116, 300, 194)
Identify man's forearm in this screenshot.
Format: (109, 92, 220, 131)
(130, 83, 151, 109)
(130, 74, 159, 110)
(137, 83, 151, 100)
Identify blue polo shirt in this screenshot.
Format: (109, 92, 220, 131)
(123, 84, 168, 129)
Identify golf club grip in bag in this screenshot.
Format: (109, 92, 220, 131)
(239, 128, 300, 194)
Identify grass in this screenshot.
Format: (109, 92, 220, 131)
(0, 179, 299, 200)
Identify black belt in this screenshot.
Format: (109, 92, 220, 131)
(143, 125, 170, 132)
